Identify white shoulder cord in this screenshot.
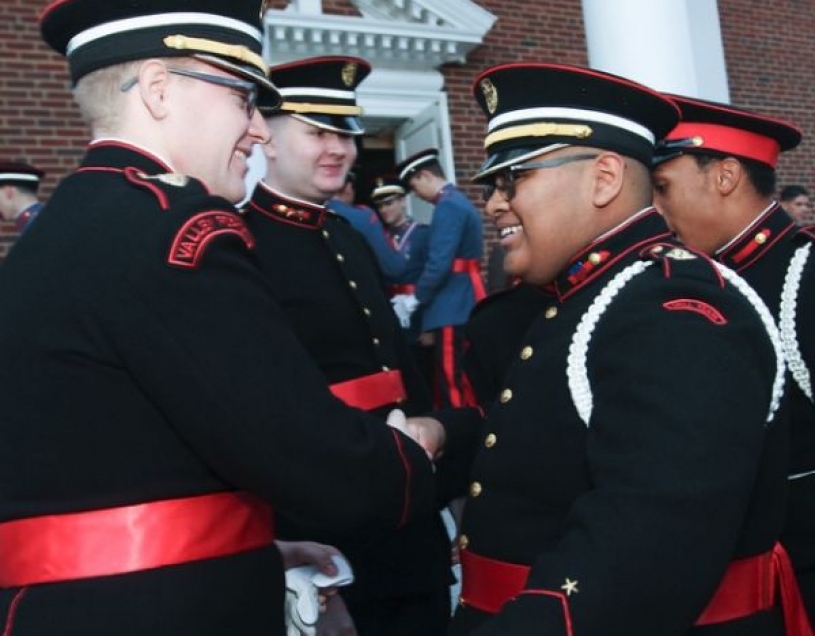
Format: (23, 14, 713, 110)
(779, 242, 813, 402)
(567, 260, 785, 426)
(567, 261, 651, 426)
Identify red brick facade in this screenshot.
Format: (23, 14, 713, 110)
(2, 0, 813, 257)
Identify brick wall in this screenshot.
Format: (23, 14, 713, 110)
(2, 0, 813, 257)
(718, 0, 815, 199)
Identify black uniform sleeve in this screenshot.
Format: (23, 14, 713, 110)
(116, 199, 436, 538)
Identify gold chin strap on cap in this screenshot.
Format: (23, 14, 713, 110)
(163, 35, 268, 75)
(280, 102, 363, 116)
(485, 122, 593, 148)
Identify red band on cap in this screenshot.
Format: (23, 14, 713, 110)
(667, 122, 781, 167)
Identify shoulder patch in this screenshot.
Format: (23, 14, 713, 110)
(663, 299, 727, 325)
(123, 167, 200, 211)
(168, 211, 256, 270)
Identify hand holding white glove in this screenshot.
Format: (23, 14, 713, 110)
(285, 554, 355, 636)
(389, 294, 419, 328)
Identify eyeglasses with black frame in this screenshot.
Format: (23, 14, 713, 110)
(481, 153, 599, 202)
(120, 67, 258, 117)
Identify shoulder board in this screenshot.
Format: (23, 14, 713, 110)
(795, 224, 815, 243)
(123, 167, 206, 211)
(641, 242, 724, 286)
(166, 196, 255, 270)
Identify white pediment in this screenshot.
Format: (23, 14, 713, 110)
(262, 0, 496, 70)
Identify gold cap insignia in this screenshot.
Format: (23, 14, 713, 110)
(375, 177, 384, 187)
(342, 62, 358, 88)
(259, 0, 273, 20)
(480, 78, 498, 114)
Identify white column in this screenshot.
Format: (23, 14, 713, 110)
(581, 0, 729, 102)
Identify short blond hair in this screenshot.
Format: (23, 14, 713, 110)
(72, 57, 197, 133)
(72, 60, 142, 133)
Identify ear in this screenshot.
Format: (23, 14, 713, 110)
(136, 60, 172, 120)
(591, 152, 626, 208)
(713, 157, 742, 196)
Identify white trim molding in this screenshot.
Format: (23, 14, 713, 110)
(262, 0, 496, 70)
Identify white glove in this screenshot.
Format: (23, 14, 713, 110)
(285, 555, 355, 636)
(390, 294, 419, 328)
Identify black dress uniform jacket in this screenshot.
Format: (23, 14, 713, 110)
(243, 184, 452, 610)
(717, 203, 815, 620)
(0, 142, 436, 636)
(448, 210, 790, 636)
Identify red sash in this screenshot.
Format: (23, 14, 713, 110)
(452, 258, 486, 301)
(0, 492, 275, 588)
(390, 283, 416, 296)
(460, 544, 814, 635)
(330, 369, 407, 411)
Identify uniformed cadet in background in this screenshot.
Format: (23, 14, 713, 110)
(0, 3, 437, 635)
(395, 63, 810, 636)
(243, 56, 456, 636)
(0, 161, 45, 234)
(328, 171, 412, 284)
(393, 148, 485, 409)
(652, 95, 815, 629)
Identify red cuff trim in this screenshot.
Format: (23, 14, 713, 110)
(519, 590, 575, 636)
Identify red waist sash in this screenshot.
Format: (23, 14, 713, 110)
(390, 283, 416, 296)
(460, 544, 814, 635)
(330, 369, 407, 411)
(0, 491, 275, 588)
(452, 258, 486, 302)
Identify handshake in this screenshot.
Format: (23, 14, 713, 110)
(386, 408, 446, 461)
(390, 294, 419, 328)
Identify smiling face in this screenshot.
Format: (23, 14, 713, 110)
(260, 116, 357, 204)
(483, 149, 600, 285)
(164, 61, 269, 204)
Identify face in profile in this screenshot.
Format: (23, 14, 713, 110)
(482, 150, 598, 285)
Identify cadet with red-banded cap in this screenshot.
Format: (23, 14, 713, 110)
(653, 94, 815, 629)
(0, 161, 45, 234)
(395, 63, 806, 636)
(0, 3, 436, 635)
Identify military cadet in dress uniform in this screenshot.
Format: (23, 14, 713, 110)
(0, 161, 45, 234)
(652, 95, 815, 627)
(396, 63, 812, 636)
(394, 149, 485, 409)
(244, 56, 457, 636)
(328, 172, 412, 284)
(0, 4, 437, 635)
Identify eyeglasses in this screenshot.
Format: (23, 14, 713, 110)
(482, 153, 599, 202)
(120, 67, 258, 117)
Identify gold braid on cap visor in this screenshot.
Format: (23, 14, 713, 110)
(279, 102, 363, 116)
(484, 122, 593, 148)
(163, 35, 267, 74)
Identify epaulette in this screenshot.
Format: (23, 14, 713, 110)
(795, 224, 815, 243)
(641, 242, 724, 287)
(122, 167, 206, 211)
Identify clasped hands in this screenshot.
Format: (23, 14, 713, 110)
(386, 409, 446, 461)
